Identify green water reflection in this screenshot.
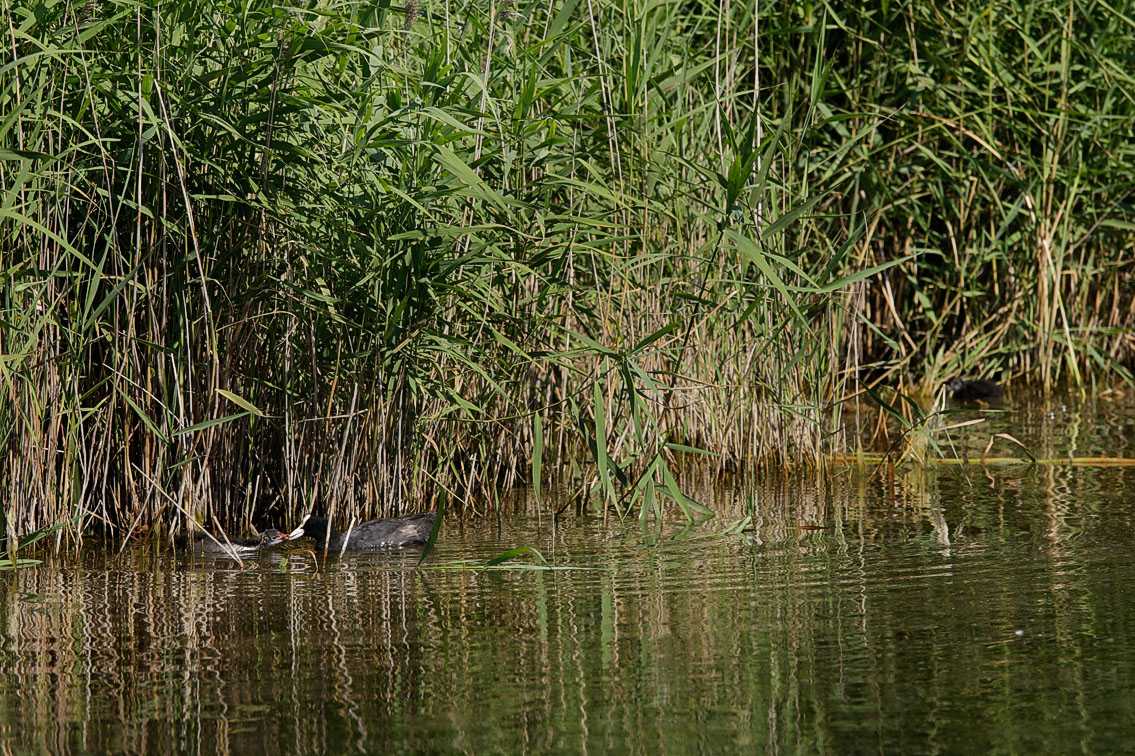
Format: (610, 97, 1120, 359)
(2, 397, 1135, 754)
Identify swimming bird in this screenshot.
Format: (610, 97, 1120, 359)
(191, 528, 293, 558)
(947, 378, 1004, 403)
(295, 513, 437, 552)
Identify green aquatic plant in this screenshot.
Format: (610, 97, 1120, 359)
(1, 519, 74, 570)
(427, 545, 597, 571)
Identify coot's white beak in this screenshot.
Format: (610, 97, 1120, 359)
(287, 514, 311, 540)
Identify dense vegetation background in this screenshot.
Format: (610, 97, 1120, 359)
(2, 0, 1133, 536)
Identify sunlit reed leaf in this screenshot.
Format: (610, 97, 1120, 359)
(173, 413, 251, 437)
(217, 389, 266, 418)
(592, 378, 615, 508)
(532, 413, 543, 501)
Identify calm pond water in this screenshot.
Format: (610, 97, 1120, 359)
(2, 393, 1135, 754)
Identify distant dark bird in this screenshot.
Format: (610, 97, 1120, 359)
(947, 378, 1004, 403)
(190, 528, 292, 558)
(297, 512, 437, 552)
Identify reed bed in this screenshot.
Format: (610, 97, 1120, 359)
(1, 0, 1132, 537)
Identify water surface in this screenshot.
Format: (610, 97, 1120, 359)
(2, 394, 1135, 753)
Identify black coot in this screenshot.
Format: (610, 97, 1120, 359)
(298, 513, 436, 552)
(947, 378, 1004, 403)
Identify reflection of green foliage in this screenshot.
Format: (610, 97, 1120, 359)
(2, 468, 1134, 752)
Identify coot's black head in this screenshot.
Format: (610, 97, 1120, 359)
(297, 516, 331, 544)
(947, 378, 1004, 402)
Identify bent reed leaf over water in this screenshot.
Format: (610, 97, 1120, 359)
(1, 0, 1132, 537)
